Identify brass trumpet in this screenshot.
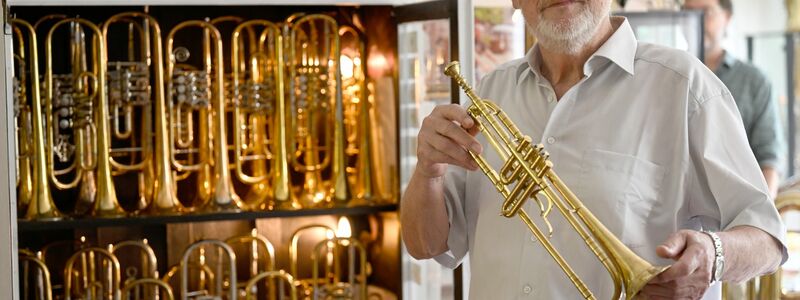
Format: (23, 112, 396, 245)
(444, 61, 667, 299)
(310, 237, 368, 300)
(338, 25, 380, 205)
(245, 270, 298, 300)
(166, 20, 242, 212)
(11, 18, 59, 220)
(20, 251, 53, 300)
(287, 15, 350, 208)
(225, 229, 277, 298)
(230, 19, 289, 210)
(180, 240, 238, 300)
(63, 247, 121, 300)
(103, 12, 185, 215)
(44, 17, 124, 218)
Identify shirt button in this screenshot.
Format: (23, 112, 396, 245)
(523, 285, 532, 294)
(547, 97, 554, 103)
(546, 137, 556, 144)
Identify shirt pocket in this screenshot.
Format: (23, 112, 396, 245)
(576, 149, 665, 250)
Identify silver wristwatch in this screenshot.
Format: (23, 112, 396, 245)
(701, 230, 725, 284)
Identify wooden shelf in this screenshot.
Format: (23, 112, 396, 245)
(18, 203, 397, 231)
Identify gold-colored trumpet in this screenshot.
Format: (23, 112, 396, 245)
(109, 239, 159, 299)
(180, 240, 238, 300)
(103, 12, 185, 215)
(166, 20, 242, 212)
(287, 14, 350, 208)
(310, 237, 368, 300)
(226, 229, 277, 298)
(338, 24, 380, 206)
(45, 17, 124, 218)
(245, 270, 298, 300)
(11, 18, 59, 220)
(122, 278, 175, 300)
(20, 251, 53, 300)
(63, 247, 121, 300)
(229, 19, 289, 210)
(444, 61, 667, 299)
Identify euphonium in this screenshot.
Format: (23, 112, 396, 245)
(45, 18, 124, 218)
(230, 19, 289, 210)
(63, 247, 121, 300)
(287, 15, 350, 208)
(245, 270, 298, 300)
(167, 20, 242, 212)
(20, 251, 53, 300)
(225, 229, 277, 298)
(338, 25, 380, 206)
(10, 18, 59, 220)
(180, 240, 238, 300)
(444, 61, 667, 300)
(310, 237, 368, 300)
(103, 12, 185, 215)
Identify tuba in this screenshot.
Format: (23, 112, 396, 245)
(44, 17, 124, 218)
(444, 61, 667, 299)
(287, 15, 350, 208)
(10, 18, 59, 220)
(166, 20, 242, 212)
(103, 12, 185, 215)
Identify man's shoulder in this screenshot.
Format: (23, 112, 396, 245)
(634, 42, 730, 104)
(727, 57, 771, 87)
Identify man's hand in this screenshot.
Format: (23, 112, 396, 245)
(416, 104, 482, 178)
(638, 230, 716, 300)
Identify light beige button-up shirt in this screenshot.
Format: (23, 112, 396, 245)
(434, 17, 787, 299)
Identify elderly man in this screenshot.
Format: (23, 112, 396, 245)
(400, 0, 787, 299)
(684, 0, 784, 199)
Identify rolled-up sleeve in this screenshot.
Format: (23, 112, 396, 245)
(747, 77, 785, 171)
(433, 165, 469, 268)
(688, 92, 788, 262)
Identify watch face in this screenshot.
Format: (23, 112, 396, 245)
(715, 260, 724, 280)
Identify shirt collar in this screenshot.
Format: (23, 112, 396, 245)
(716, 51, 737, 73)
(518, 16, 637, 86)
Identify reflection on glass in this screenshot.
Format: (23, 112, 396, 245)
(615, 12, 704, 59)
(474, 6, 526, 83)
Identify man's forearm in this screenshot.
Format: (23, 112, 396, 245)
(717, 225, 783, 283)
(400, 171, 451, 259)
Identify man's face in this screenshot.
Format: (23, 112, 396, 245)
(512, 0, 612, 54)
(684, 0, 731, 52)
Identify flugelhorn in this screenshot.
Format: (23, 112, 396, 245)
(287, 15, 350, 208)
(338, 24, 380, 206)
(63, 247, 121, 300)
(11, 18, 59, 220)
(20, 251, 53, 300)
(230, 19, 289, 210)
(103, 12, 185, 215)
(444, 61, 667, 299)
(45, 17, 124, 218)
(167, 20, 242, 212)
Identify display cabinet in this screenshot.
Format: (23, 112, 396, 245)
(0, 0, 475, 299)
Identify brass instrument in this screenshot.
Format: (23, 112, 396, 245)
(310, 237, 368, 300)
(45, 17, 124, 217)
(338, 25, 379, 206)
(162, 256, 216, 299)
(20, 251, 53, 300)
(444, 61, 667, 299)
(109, 239, 159, 299)
(289, 224, 335, 298)
(63, 247, 121, 300)
(166, 20, 242, 212)
(103, 12, 185, 215)
(225, 229, 277, 298)
(180, 240, 238, 300)
(11, 18, 59, 220)
(230, 19, 289, 210)
(244, 270, 298, 300)
(287, 15, 350, 208)
(13, 20, 33, 217)
(122, 278, 175, 300)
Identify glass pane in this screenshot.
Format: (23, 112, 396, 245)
(474, 6, 526, 84)
(615, 11, 704, 59)
(398, 19, 454, 300)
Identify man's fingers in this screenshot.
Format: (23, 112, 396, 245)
(656, 231, 689, 259)
(433, 104, 471, 125)
(652, 245, 703, 283)
(422, 133, 478, 170)
(419, 145, 475, 171)
(425, 116, 482, 154)
(639, 283, 675, 298)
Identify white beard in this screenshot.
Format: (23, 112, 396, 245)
(532, 4, 605, 54)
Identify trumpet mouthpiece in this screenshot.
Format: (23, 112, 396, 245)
(444, 61, 461, 77)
